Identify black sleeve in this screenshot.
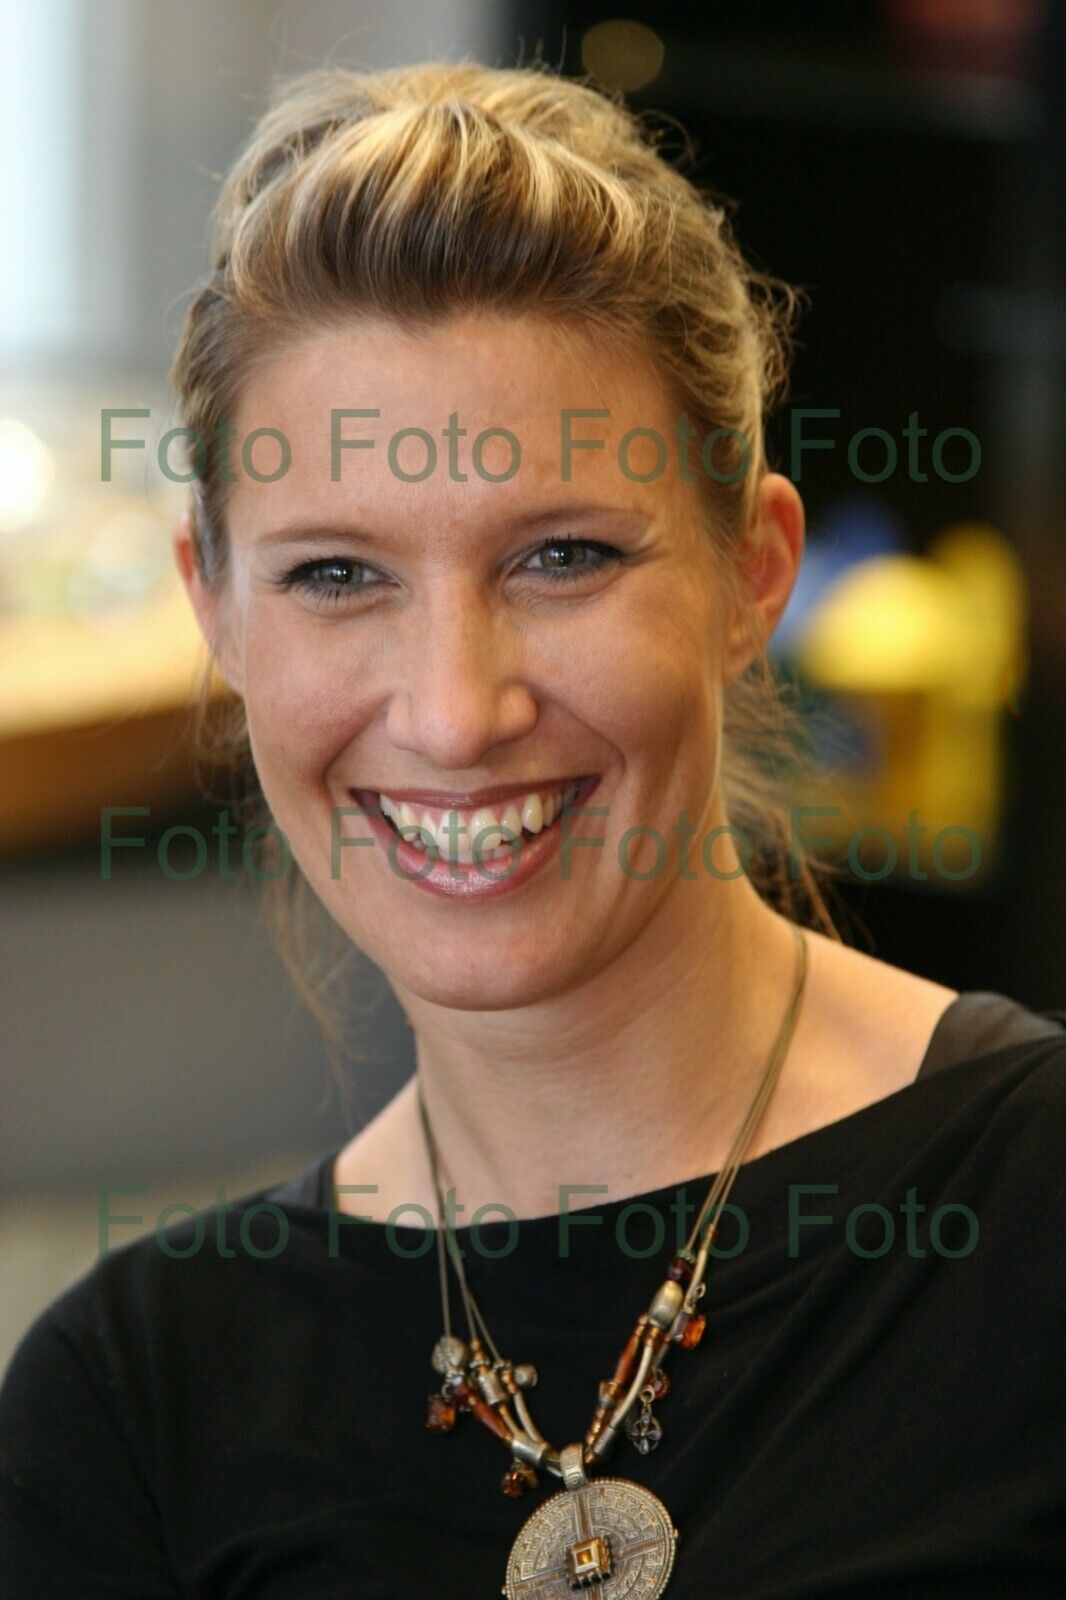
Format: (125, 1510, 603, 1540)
(0, 1304, 177, 1598)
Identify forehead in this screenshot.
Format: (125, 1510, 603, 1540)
(226, 311, 693, 543)
(234, 310, 674, 437)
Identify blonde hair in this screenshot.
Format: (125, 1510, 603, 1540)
(171, 59, 843, 1077)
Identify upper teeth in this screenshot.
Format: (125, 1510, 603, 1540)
(378, 781, 582, 861)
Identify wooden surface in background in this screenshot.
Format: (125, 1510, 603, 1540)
(0, 581, 230, 856)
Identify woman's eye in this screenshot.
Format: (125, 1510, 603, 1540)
(276, 537, 624, 606)
(520, 538, 623, 582)
(277, 557, 376, 605)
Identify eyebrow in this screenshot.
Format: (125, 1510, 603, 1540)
(253, 504, 651, 548)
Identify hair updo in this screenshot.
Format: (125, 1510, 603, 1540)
(170, 59, 841, 1077)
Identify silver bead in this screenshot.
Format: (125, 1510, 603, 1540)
(431, 1335, 469, 1374)
(647, 1279, 684, 1329)
(510, 1434, 548, 1468)
(513, 1362, 538, 1389)
(477, 1367, 507, 1405)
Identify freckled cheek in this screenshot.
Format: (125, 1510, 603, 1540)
(596, 601, 720, 735)
(241, 628, 372, 790)
(598, 619, 722, 813)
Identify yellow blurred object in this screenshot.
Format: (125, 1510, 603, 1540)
(793, 525, 1027, 887)
(796, 556, 976, 691)
(927, 523, 1029, 709)
(581, 21, 665, 92)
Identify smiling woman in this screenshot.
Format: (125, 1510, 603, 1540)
(2, 57, 1064, 1600)
(179, 307, 806, 944)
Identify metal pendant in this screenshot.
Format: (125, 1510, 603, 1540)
(502, 1443, 678, 1598)
(625, 1387, 663, 1455)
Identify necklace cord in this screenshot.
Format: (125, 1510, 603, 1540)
(416, 921, 810, 1476)
(683, 922, 809, 1256)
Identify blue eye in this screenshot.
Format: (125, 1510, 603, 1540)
(277, 537, 624, 606)
(278, 557, 373, 604)
(521, 538, 623, 581)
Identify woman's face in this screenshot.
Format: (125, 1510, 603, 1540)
(180, 311, 800, 1011)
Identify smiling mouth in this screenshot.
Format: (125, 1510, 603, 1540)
(354, 776, 600, 863)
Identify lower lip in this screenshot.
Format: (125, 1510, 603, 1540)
(348, 777, 601, 902)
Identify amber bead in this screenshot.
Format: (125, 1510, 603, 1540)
(666, 1255, 694, 1287)
(425, 1393, 457, 1432)
(470, 1397, 511, 1442)
(501, 1462, 538, 1497)
(649, 1367, 671, 1399)
(677, 1311, 706, 1349)
(610, 1318, 645, 1391)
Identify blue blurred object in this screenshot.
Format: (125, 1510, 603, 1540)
(771, 494, 907, 660)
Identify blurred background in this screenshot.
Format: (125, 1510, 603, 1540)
(2, 0, 1063, 1372)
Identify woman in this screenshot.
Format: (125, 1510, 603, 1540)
(2, 61, 1063, 1600)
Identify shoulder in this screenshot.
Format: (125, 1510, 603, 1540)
(964, 1020, 1066, 1163)
(0, 1236, 182, 1591)
(2, 1154, 339, 1420)
(899, 1023, 1066, 1308)
(944, 1033, 1066, 1366)
(804, 925, 958, 1028)
(901, 981, 1066, 1172)
(806, 927, 1065, 1098)
(766, 926, 1065, 1167)
(761, 930, 961, 1150)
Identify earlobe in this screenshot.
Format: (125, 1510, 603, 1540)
(172, 512, 200, 597)
(720, 585, 767, 687)
(746, 474, 805, 605)
(172, 513, 244, 697)
(720, 473, 805, 684)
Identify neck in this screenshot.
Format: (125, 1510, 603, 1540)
(393, 876, 807, 1225)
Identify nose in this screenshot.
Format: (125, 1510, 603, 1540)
(384, 584, 538, 769)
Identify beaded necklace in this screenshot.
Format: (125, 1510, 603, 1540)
(421, 923, 808, 1598)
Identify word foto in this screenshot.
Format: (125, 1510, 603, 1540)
(100, 407, 980, 487)
(95, 1182, 979, 1263)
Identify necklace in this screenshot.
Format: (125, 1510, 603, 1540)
(419, 922, 809, 1599)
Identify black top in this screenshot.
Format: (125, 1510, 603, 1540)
(2, 990, 1065, 1599)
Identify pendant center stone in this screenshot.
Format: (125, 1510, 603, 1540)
(566, 1531, 613, 1586)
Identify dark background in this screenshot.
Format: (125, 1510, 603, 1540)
(503, 0, 1066, 1004)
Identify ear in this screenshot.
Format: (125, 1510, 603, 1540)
(172, 512, 245, 696)
(721, 472, 805, 683)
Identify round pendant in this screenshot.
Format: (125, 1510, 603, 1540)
(502, 1474, 678, 1598)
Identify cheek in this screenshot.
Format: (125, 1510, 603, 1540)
(240, 618, 367, 792)
(593, 573, 724, 755)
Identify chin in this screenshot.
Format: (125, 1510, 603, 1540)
(390, 951, 576, 1013)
